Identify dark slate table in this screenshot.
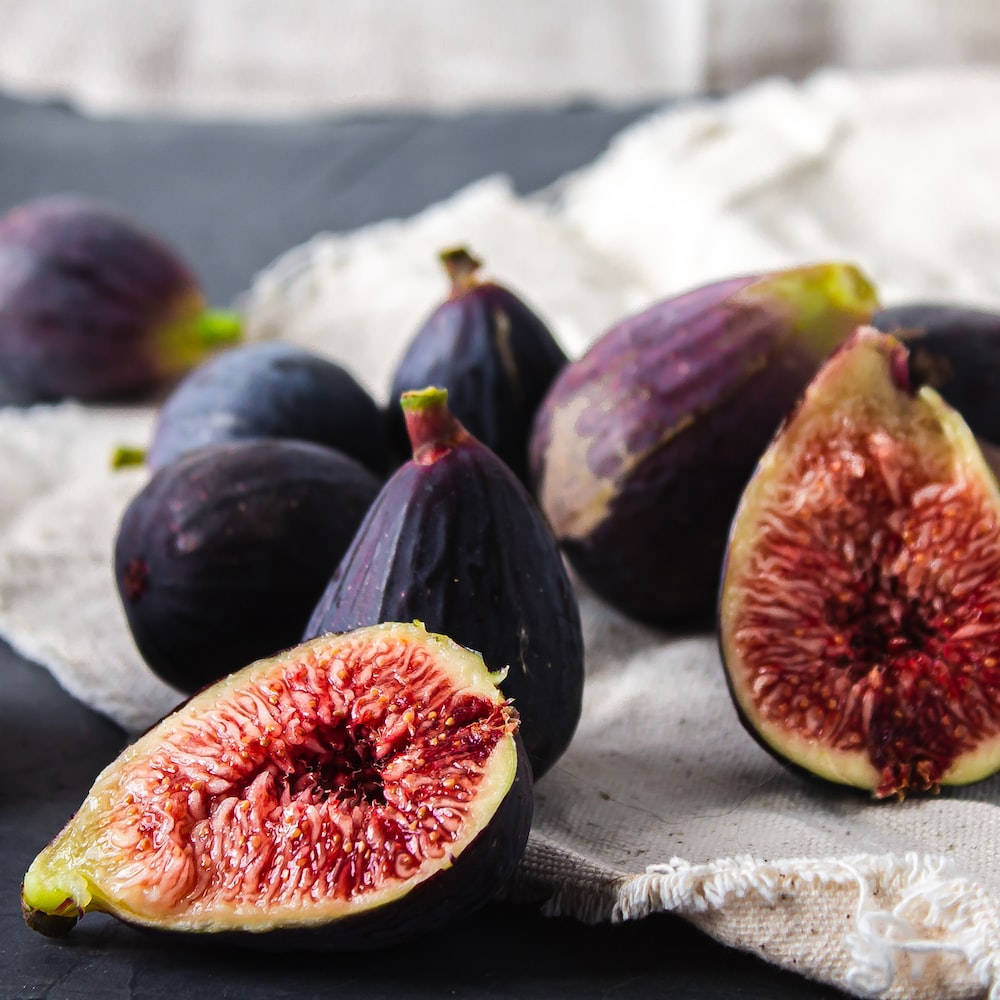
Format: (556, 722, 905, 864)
(0, 92, 847, 999)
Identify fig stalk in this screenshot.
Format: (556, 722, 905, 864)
(401, 386, 468, 462)
(439, 246, 483, 295)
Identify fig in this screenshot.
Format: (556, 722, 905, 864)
(0, 195, 241, 401)
(21, 622, 532, 947)
(146, 342, 389, 475)
(873, 303, 1000, 446)
(389, 248, 567, 484)
(306, 387, 584, 779)
(719, 327, 1000, 799)
(115, 439, 380, 692)
(530, 263, 878, 623)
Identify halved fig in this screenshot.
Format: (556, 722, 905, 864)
(720, 328, 1000, 799)
(21, 622, 532, 947)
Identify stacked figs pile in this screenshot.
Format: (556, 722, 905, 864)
(15, 192, 1000, 951)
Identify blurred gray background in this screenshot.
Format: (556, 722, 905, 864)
(0, 0, 997, 116)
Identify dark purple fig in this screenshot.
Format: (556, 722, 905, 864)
(115, 439, 380, 692)
(22, 622, 532, 949)
(720, 328, 1000, 799)
(306, 387, 584, 779)
(530, 263, 879, 624)
(873, 303, 1000, 446)
(0, 195, 241, 402)
(146, 341, 389, 475)
(389, 248, 567, 484)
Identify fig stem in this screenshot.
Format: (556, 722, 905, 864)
(400, 387, 467, 463)
(439, 247, 482, 296)
(110, 445, 147, 469)
(195, 309, 243, 347)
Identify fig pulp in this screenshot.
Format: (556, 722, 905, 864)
(115, 439, 380, 692)
(0, 195, 241, 401)
(389, 248, 567, 484)
(148, 342, 389, 475)
(530, 263, 878, 623)
(307, 388, 584, 779)
(720, 328, 1000, 799)
(874, 303, 1000, 446)
(22, 623, 532, 947)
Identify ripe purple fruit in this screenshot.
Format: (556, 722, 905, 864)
(0, 195, 240, 401)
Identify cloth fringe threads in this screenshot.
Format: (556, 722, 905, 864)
(540, 850, 1000, 998)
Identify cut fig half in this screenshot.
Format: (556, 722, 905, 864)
(720, 327, 1000, 799)
(22, 622, 531, 947)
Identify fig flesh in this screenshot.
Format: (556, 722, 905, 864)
(115, 439, 380, 692)
(720, 328, 1000, 799)
(389, 248, 567, 484)
(21, 622, 532, 947)
(148, 342, 389, 475)
(873, 303, 1000, 446)
(530, 263, 878, 624)
(307, 387, 584, 779)
(0, 195, 241, 401)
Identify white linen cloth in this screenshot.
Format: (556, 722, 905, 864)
(4, 70, 1000, 997)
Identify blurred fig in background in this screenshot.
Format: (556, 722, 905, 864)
(147, 341, 389, 475)
(873, 303, 1000, 446)
(389, 247, 567, 484)
(0, 195, 241, 402)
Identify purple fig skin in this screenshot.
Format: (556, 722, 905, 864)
(873, 303, 1000, 446)
(0, 195, 239, 401)
(530, 264, 879, 624)
(148, 342, 389, 476)
(115, 439, 380, 692)
(306, 387, 584, 779)
(389, 249, 567, 484)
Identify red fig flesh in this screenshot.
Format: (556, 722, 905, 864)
(720, 328, 1000, 798)
(22, 623, 531, 946)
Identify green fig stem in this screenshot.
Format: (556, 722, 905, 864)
(158, 299, 244, 375)
(439, 247, 482, 296)
(400, 387, 468, 463)
(194, 309, 243, 347)
(110, 445, 147, 470)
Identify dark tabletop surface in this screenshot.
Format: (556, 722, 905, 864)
(0, 92, 848, 999)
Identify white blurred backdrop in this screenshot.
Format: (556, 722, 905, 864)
(1, 0, 998, 116)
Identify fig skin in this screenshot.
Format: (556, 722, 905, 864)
(0, 195, 241, 402)
(530, 263, 878, 624)
(306, 387, 584, 779)
(873, 303, 1000, 446)
(718, 328, 1000, 799)
(114, 439, 380, 692)
(147, 341, 389, 475)
(21, 623, 533, 950)
(389, 248, 568, 484)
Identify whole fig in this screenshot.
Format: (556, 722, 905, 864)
(530, 263, 878, 624)
(873, 303, 1000, 446)
(0, 195, 240, 401)
(147, 341, 389, 475)
(306, 387, 584, 778)
(389, 248, 567, 483)
(115, 439, 380, 691)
